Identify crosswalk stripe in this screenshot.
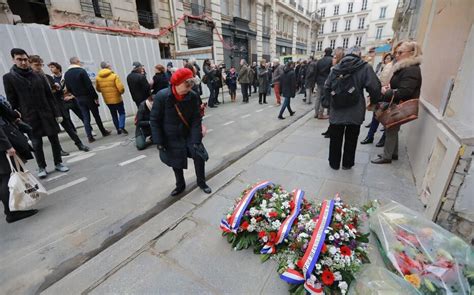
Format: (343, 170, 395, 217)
(49, 177, 88, 195)
(119, 155, 147, 166)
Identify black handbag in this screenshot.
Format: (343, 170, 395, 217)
(174, 104, 209, 161)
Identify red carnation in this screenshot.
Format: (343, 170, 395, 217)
(321, 243, 327, 254)
(269, 211, 278, 218)
(340, 245, 352, 256)
(256, 216, 263, 222)
(321, 270, 335, 286)
(241, 221, 249, 230)
(348, 224, 355, 230)
(258, 231, 266, 239)
(289, 200, 295, 210)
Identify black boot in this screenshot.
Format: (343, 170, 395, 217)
(360, 137, 374, 144)
(376, 137, 385, 147)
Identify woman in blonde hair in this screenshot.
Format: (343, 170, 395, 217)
(371, 40, 423, 164)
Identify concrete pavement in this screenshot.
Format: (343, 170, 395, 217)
(0, 91, 313, 294)
(43, 108, 424, 294)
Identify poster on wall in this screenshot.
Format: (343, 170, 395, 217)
(81, 60, 97, 82)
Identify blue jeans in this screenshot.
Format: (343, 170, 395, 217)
(107, 102, 126, 131)
(77, 97, 107, 138)
(278, 97, 293, 117)
(368, 113, 387, 139)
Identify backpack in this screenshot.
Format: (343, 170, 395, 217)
(328, 72, 360, 109)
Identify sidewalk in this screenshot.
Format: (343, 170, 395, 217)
(43, 111, 424, 294)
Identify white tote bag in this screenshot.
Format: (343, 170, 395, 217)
(8, 155, 48, 211)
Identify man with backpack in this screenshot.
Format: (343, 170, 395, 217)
(324, 46, 381, 170)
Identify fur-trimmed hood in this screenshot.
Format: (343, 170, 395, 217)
(391, 56, 422, 73)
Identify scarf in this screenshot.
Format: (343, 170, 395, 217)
(145, 99, 153, 111)
(172, 85, 185, 101)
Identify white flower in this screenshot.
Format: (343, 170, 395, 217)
(249, 208, 259, 217)
(335, 214, 342, 221)
(309, 275, 317, 284)
(334, 271, 342, 281)
(339, 229, 345, 236)
(315, 263, 321, 270)
(334, 233, 340, 239)
(339, 281, 348, 291)
(272, 220, 281, 230)
(282, 201, 290, 209)
(262, 236, 268, 242)
(250, 217, 257, 224)
(328, 235, 334, 241)
(247, 225, 255, 232)
(329, 246, 337, 255)
(344, 225, 350, 230)
(261, 200, 267, 208)
(281, 213, 286, 218)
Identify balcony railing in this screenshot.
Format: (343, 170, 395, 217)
(80, 0, 112, 18)
(137, 10, 158, 29)
(191, 3, 205, 16)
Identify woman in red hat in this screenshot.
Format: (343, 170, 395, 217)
(150, 68, 211, 196)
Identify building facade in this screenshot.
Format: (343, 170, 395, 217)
(315, 0, 396, 56)
(0, 0, 321, 66)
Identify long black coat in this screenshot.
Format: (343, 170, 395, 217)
(384, 56, 422, 104)
(151, 72, 170, 95)
(279, 66, 297, 98)
(150, 88, 202, 169)
(3, 66, 60, 137)
(127, 71, 151, 105)
(315, 54, 333, 86)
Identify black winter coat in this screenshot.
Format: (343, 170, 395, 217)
(135, 100, 152, 137)
(64, 66, 98, 101)
(384, 56, 422, 104)
(324, 54, 381, 126)
(315, 54, 333, 86)
(151, 73, 170, 95)
(279, 66, 297, 98)
(127, 71, 151, 105)
(3, 66, 60, 137)
(150, 88, 202, 169)
(305, 60, 318, 88)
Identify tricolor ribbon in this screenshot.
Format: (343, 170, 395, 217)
(220, 181, 273, 234)
(261, 189, 304, 254)
(280, 199, 335, 289)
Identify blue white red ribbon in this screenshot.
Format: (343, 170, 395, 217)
(261, 189, 304, 254)
(220, 181, 273, 234)
(280, 199, 335, 288)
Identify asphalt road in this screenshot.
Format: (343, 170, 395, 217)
(0, 92, 315, 294)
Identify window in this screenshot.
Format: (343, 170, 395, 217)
(221, 0, 229, 15)
(355, 36, 362, 46)
(234, 0, 241, 17)
(345, 19, 351, 31)
(361, 0, 367, 11)
(331, 21, 337, 32)
(347, 2, 353, 13)
(358, 17, 365, 29)
(330, 39, 336, 49)
(379, 7, 387, 19)
(333, 5, 339, 15)
(376, 26, 383, 39)
(320, 7, 325, 17)
(319, 23, 324, 34)
(343, 38, 349, 48)
(317, 41, 323, 51)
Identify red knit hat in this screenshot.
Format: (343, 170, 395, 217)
(170, 68, 195, 85)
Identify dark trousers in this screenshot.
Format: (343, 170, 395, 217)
(172, 155, 206, 188)
(253, 83, 257, 93)
(107, 102, 126, 131)
(214, 87, 220, 104)
(60, 116, 82, 147)
(207, 84, 216, 107)
(279, 97, 293, 117)
(77, 98, 108, 138)
(1, 173, 10, 216)
(259, 93, 267, 103)
(31, 134, 63, 169)
(329, 124, 361, 169)
(65, 99, 84, 132)
(241, 83, 250, 102)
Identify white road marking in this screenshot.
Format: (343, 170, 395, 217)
(207, 129, 214, 133)
(67, 152, 97, 163)
(118, 155, 147, 166)
(240, 114, 251, 119)
(256, 109, 265, 113)
(203, 114, 213, 119)
(46, 173, 68, 182)
(93, 142, 121, 152)
(49, 177, 87, 195)
(61, 151, 83, 158)
(223, 121, 235, 126)
(266, 105, 274, 109)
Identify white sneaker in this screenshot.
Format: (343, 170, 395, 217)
(55, 164, 69, 172)
(38, 168, 47, 179)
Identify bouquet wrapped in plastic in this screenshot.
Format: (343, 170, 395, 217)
(369, 201, 473, 294)
(348, 265, 419, 295)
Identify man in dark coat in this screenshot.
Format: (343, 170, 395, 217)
(324, 46, 381, 170)
(304, 57, 318, 104)
(278, 62, 297, 119)
(0, 94, 38, 223)
(127, 61, 151, 107)
(3, 48, 70, 179)
(314, 47, 334, 119)
(64, 56, 111, 143)
(150, 68, 211, 196)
